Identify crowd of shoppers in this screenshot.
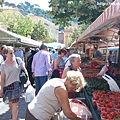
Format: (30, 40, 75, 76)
(0, 44, 87, 120)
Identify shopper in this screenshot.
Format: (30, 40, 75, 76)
(0, 45, 7, 60)
(62, 54, 81, 79)
(62, 54, 82, 98)
(0, 46, 28, 120)
(53, 48, 67, 70)
(51, 48, 67, 78)
(25, 71, 86, 120)
(26, 50, 36, 87)
(32, 44, 52, 95)
(108, 50, 113, 66)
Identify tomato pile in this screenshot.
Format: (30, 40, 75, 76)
(81, 68, 100, 78)
(92, 91, 120, 120)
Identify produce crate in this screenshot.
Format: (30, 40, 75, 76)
(83, 73, 120, 120)
(92, 91, 120, 119)
(83, 89, 101, 120)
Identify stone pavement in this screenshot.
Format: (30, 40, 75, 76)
(0, 96, 28, 120)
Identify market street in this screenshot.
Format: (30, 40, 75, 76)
(0, 97, 28, 120)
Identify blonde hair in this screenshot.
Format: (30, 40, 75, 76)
(3, 46, 14, 55)
(66, 71, 86, 91)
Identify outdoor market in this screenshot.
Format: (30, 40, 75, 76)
(0, 0, 120, 120)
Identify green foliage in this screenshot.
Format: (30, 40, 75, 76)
(0, 0, 4, 5)
(0, 5, 56, 43)
(44, 37, 57, 43)
(68, 24, 89, 46)
(3, 1, 52, 21)
(31, 20, 49, 42)
(0, 12, 34, 37)
(12, 16, 34, 37)
(48, 0, 113, 27)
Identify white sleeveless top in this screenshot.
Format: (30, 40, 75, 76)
(28, 78, 66, 120)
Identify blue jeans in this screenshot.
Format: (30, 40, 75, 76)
(35, 76, 48, 96)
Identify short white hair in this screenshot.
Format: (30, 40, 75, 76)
(65, 54, 81, 67)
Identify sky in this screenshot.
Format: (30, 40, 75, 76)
(5, 0, 51, 10)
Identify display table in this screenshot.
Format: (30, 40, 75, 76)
(83, 89, 101, 120)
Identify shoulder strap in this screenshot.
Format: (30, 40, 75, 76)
(68, 65, 73, 70)
(16, 58, 19, 65)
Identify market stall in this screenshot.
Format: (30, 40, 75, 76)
(69, 1, 120, 119)
(0, 27, 42, 47)
(70, 0, 120, 67)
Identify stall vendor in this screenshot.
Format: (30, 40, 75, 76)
(93, 46, 103, 60)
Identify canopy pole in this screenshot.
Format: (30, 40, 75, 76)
(118, 26, 120, 68)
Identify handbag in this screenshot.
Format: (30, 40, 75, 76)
(51, 68, 63, 78)
(16, 58, 28, 85)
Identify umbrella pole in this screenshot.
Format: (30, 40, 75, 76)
(118, 27, 120, 68)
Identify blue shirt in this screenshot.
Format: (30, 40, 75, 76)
(94, 50, 103, 58)
(14, 50, 24, 60)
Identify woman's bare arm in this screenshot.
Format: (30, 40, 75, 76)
(53, 57, 59, 69)
(61, 67, 69, 79)
(55, 87, 82, 120)
(0, 71, 5, 97)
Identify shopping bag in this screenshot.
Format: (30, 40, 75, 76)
(59, 99, 93, 120)
(16, 58, 28, 84)
(25, 85, 35, 103)
(97, 65, 108, 76)
(102, 74, 120, 92)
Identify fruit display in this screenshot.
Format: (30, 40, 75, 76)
(92, 91, 120, 120)
(81, 68, 100, 78)
(82, 64, 120, 120)
(85, 78, 110, 96)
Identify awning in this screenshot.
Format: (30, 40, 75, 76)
(45, 42, 65, 49)
(0, 28, 42, 47)
(71, 0, 120, 47)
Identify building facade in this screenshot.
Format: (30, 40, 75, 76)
(63, 22, 77, 47)
(29, 14, 59, 41)
(58, 31, 64, 44)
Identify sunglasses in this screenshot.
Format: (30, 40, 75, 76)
(9, 52, 14, 54)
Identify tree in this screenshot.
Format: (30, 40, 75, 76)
(44, 37, 57, 43)
(31, 20, 49, 42)
(68, 24, 89, 46)
(12, 16, 34, 37)
(0, 0, 4, 6)
(0, 11, 56, 43)
(48, 0, 113, 27)
(0, 12, 34, 37)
